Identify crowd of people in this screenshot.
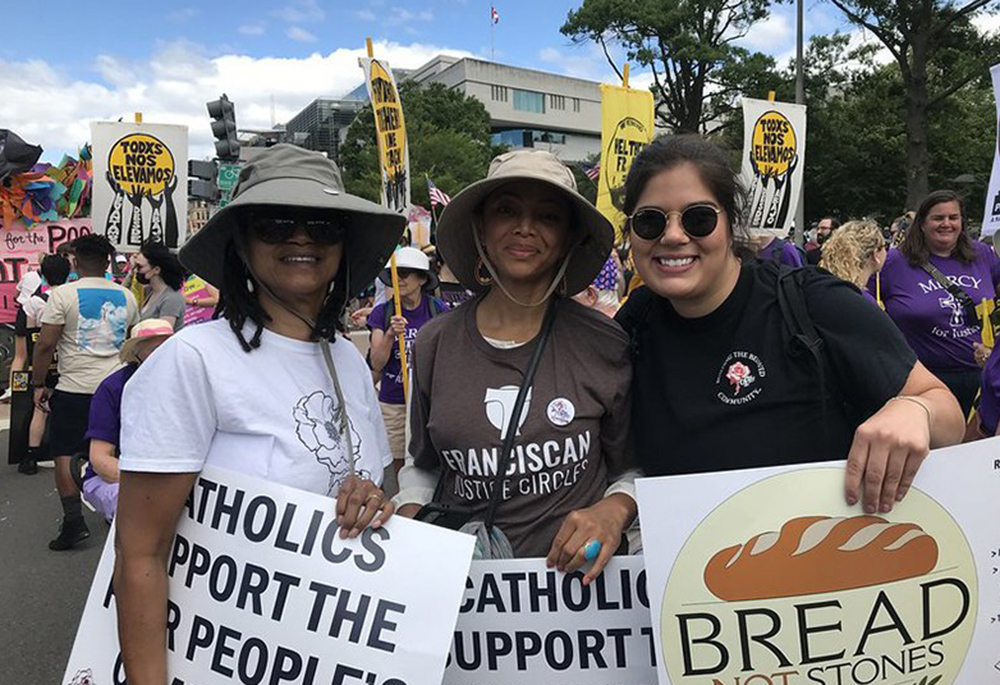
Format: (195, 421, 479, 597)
(3, 136, 998, 683)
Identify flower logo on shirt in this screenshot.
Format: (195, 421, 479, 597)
(293, 391, 368, 496)
(716, 351, 767, 406)
(725, 361, 756, 395)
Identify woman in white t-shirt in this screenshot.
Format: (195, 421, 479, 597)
(114, 145, 407, 684)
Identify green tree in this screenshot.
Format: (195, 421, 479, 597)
(339, 81, 500, 207)
(715, 32, 995, 224)
(827, 0, 999, 208)
(561, 0, 785, 133)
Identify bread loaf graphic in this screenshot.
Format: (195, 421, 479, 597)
(704, 515, 938, 601)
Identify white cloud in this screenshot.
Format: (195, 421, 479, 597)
(388, 7, 435, 25)
(238, 24, 265, 36)
(167, 7, 198, 22)
(538, 45, 623, 82)
(738, 14, 793, 52)
(274, 0, 325, 23)
(1, 41, 473, 161)
(973, 10, 1000, 34)
(286, 26, 318, 42)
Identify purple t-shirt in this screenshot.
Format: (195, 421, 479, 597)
(367, 297, 441, 404)
(759, 239, 804, 267)
(980, 348, 1000, 436)
(879, 243, 1000, 372)
(82, 364, 137, 482)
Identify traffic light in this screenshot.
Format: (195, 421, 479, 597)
(207, 94, 239, 160)
(188, 159, 219, 201)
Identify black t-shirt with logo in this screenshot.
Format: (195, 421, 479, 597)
(615, 263, 916, 477)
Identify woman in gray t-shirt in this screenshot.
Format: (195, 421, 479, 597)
(396, 150, 636, 581)
(133, 241, 186, 331)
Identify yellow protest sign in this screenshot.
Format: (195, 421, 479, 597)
(361, 56, 410, 214)
(597, 83, 654, 244)
(976, 297, 996, 348)
(108, 134, 176, 197)
(741, 98, 807, 234)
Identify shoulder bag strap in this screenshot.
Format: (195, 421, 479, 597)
(919, 261, 978, 323)
(483, 297, 559, 530)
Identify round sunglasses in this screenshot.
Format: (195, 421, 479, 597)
(627, 204, 721, 240)
(249, 210, 346, 245)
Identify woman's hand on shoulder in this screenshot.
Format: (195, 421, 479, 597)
(546, 493, 636, 586)
(335, 475, 394, 538)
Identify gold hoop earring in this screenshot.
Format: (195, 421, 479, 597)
(475, 257, 493, 286)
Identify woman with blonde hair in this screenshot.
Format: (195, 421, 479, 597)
(819, 219, 887, 305)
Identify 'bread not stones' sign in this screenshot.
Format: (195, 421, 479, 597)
(637, 440, 1000, 685)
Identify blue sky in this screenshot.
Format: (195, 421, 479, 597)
(1, 0, 860, 160)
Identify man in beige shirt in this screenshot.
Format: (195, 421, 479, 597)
(34, 234, 138, 550)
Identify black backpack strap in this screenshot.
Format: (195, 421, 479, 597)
(626, 289, 657, 361)
(775, 267, 831, 444)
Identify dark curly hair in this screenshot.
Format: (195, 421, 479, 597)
(215, 221, 349, 353)
(71, 233, 115, 272)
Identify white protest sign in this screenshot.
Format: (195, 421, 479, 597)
(741, 97, 807, 237)
(91, 120, 189, 251)
(636, 439, 1000, 685)
(63, 465, 475, 685)
(445, 557, 656, 685)
(981, 63, 1000, 239)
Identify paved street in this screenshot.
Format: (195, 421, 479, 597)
(0, 404, 108, 685)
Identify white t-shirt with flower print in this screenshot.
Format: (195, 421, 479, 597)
(119, 320, 391, 498)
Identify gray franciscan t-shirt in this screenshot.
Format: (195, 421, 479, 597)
(410, 296, 634, 557)
(141, 288, 186, 331)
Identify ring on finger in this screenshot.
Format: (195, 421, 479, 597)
(364, 492, 383, 507)
(582, 539, 601, 561)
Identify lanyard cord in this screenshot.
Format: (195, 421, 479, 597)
(241, 250, 355, 477)
(472, 219, 575, 308)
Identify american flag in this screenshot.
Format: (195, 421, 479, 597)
(490, 6, 500, 24)
(580, 161, 600, 181)
(426, 177, 451, 207)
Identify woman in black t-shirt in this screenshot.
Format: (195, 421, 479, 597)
(615, 135, 964, 516)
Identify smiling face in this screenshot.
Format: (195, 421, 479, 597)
(246, 224, 343, 309)
(921, 200, 962, 256)
(630, 163, 740, 315)
(479, 180, 572, 288)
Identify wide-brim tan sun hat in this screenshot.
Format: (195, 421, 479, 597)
(436, 149, 614, 295)
(180, 144, 406, 299)
(119, 318, 174, 363)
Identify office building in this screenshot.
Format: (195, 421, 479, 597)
(283, 99, 366, 162)
(408, 56, 601, 162)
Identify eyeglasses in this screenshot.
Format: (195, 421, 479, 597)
(627, 204, 721, 240)
(249, 210, 346, 245)
(396, 268, 422, 279)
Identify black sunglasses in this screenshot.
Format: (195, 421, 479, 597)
(627, 204, 721, 240)
(249, 210, 346, 245)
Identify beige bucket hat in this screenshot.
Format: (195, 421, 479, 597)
(436, 149, 613, 295)
(119, 318, 174, 363)
(179, 144, 406, 298)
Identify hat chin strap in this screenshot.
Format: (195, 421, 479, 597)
(473, 223, 575, 308)
(239, 246, 356, 480)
